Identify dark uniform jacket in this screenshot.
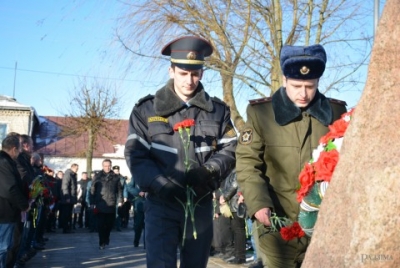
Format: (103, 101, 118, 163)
(124, 79, 237, 199)
(0, 151, 29, 223)
(90, 170, 123, 213)
(236, 88, 347, 222)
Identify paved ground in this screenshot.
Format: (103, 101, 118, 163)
(24, 227, 252, 268)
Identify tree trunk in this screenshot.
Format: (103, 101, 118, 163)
(86, 128, 95, 174)
(221, 74, 245, 131)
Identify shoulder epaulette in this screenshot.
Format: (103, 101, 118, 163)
(328, 98, 347, 106)
(249, 97, 272, 105)
(135, 94, 154, 106)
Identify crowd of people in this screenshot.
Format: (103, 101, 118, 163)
(0, 133, 145, 268)
(1, 35, 347, 268)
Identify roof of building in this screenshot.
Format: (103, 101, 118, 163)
(33, 116, 128, 158)
(0, 95, 34, 111)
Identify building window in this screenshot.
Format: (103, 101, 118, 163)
(0, 123, 7, 142)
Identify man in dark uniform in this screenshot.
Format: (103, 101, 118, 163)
(236, 44, 347, 268)
(124, 36, 237, 268)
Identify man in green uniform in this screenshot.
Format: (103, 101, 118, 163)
(236, 44, 347, 268)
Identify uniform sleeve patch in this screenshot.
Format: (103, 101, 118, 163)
(239, 128, 253, 145)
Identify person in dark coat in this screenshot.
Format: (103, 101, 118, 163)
(77, 171, 89, 229)
(236, 44, 347, 268)
(90, 159, 123, 249)
(219, 170, 246, 264)
(0, 135, 29, 268)
(9, 134, 36, 268)
(59, 163, 79, 234)
(126, 178, 145, 247)
(124, 36, 237, 268)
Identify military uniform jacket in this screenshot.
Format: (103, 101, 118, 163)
(236, 87, 347, 222)
(124, 79, 237, 197)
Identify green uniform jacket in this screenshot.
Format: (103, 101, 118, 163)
(236, 88, 347, 222)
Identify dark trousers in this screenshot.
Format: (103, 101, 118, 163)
(87, 208, 97, 232)
(133, 210, 145, 246)
(145, 197, 213, 268)
(78, 202, 88, 228)
(34, 205, 47, 243)
(15, 221, 34, 263)
(212, 213, 234, 254)
(6, 222, 22, 268)
(122, 201, 131, 228)
(97, 212, 115, 246)
(59, 203, 73, 231)
(231, 212, 246, 260)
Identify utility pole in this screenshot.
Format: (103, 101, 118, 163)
(13, 61, 17, 98)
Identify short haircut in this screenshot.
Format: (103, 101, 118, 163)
(6, 132, 20, 139)
(71, 163, 79, 168)
(103, 158, 112, 165)
(2, 135, 20, 151)
(82, 171, 87, 175)
(20, 134, 32, 145)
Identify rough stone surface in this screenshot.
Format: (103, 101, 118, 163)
(302, 0, 400, 267)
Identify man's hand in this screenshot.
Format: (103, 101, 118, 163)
(254, 207, 272, 226)
(118, 202, 122, 207)
(158, 181, 186, 202)
(238, 194, 244, 204)
(186, 166, 213, 187)
(219, 195, 226, 205)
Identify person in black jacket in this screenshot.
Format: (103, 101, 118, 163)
(0, 135, 29, 268)
(77, 171, 89, 229)
(59, 163, 79, 234)
(124, 36, 237, 268)
(126, 178, 145, 248)
(9, 134, 36, 268)
(219, 170, 246, 264)
(90, 159, 123, 250)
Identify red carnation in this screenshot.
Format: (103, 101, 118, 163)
(173, 119, 195, 131)
(313, 149, 339, 182)
(280, 222, 305, 241)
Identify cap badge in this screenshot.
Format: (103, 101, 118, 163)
(300, 66, 310, 75)
(187, 51, 197, 60)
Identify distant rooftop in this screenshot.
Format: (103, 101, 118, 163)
(0, 95, 33, 111)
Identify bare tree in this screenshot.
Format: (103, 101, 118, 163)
(60, 78, 123, 173)
(115, 0, 375, 130)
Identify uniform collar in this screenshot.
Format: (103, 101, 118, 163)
(272, 87, 332, 126)
(154, 79, 213, 116)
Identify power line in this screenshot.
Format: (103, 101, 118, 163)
(0, 65, 141, 83)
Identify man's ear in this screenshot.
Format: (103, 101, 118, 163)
(168, 66, 175, 79)
(282, 75, 287, 87)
